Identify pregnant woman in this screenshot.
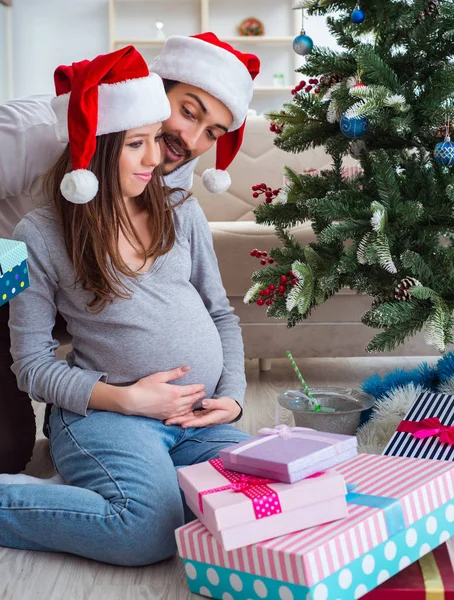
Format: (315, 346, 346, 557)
(0, 46, 250, 566)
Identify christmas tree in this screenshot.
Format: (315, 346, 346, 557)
(245, 0, 454, 353)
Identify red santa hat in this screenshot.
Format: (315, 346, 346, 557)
(151, 32, 260, 194)
(51, 46, 171, 204)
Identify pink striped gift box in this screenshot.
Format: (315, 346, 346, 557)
(176, 453, 454, 596)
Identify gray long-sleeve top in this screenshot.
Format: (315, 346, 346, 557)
(9, 197, 246, 417)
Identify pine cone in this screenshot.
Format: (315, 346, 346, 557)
(394, 277, 422, 301)
(434, 121, 454, 139)
(324, 74, 343, 87)
(349, 139, 367, 159)
(420, 0, 439, 19)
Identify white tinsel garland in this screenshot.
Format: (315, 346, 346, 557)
(356, 383, 426, 454)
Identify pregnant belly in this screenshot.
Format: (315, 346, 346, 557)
(74, 308, 225, 399)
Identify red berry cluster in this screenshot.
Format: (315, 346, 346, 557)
(251, 183, 282, 203)
(250, 248, 274, 266)
(291, 77, 322, 96)
(269, 111, 287, 135)
(256, 273, 299, 306)
(270, 122, 283, 134)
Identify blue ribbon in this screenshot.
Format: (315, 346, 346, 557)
(346, 483, 405, 537)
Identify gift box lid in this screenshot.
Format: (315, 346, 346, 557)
(383, 391, 454, 460)
(218, 425, 357, 477)
(0, 239, 27, 276)
(176, 453, 454, 587)
(177, 458, 346, 532)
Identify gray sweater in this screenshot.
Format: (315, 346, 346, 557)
(9, 197, 246, 416)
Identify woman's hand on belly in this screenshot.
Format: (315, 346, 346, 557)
(164, 396, 241, 427)
(123, 366, 207, 420)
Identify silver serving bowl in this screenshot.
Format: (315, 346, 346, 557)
(277, 386, 376, 435)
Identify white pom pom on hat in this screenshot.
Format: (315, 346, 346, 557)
(60, 170, 99, 204)
(200, 110, 248, 194)
(51, 46, 171, 204)
(202, 168, 232, 194)
(151, 32, 260, 194)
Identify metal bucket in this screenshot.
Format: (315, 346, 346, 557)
(277, 386, 376, 435)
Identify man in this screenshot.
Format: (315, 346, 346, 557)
(0, 32, 260, 474)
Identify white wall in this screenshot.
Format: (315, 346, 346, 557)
(10, 0, 109, 100)
(304, 13, 341, 54)
(5, 0, 338, 114)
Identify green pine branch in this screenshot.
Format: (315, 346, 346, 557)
(356, 46, 401, 93)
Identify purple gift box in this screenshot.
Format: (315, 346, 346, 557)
(219, 424, 357, 483)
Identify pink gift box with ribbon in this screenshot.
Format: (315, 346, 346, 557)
(218, 424, 357, 483)
(177, 456, 347, 551)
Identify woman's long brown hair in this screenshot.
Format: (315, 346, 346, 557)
(43, 131, 188, 313)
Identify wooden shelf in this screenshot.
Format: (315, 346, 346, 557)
(222, 36, 294, 44)
(113, 36, 294, 47)
(113, 39, 165, 46)
(254, 86, 293, 92)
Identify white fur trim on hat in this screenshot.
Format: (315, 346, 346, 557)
(202, 168, 232, 194)
(60, 169, 99, 204)
(52, 73, 170, 143)
(151, 36, 253, 132)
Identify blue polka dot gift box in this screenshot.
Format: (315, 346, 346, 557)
(383, 391, 454, 461)
(177, 457, 348, 551)
(176, 453, 454, 600)
(0, 238, 29, 307)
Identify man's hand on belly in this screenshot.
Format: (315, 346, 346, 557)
(164, 396, 241, 428)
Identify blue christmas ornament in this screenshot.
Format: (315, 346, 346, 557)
(351, 6, 365, 23)
(434, 138, 454, 166)
(340, 113, 368, 138)
(293, 33, 314, 56)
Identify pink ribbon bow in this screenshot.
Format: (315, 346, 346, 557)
(198, 458, 282, 519)
(397, 417, 454, 445)
(228, 474, 277, 492)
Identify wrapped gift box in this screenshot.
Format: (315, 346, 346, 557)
(364, 542, 454, 598)
(383, 391, 454, 460)
(219, 424, 357, 483)
(0, 239, 29, 307)
(176, 453, 454, 599)
(178, 457, 347, 551)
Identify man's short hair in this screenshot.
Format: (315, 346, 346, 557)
(162, 79, 180, 93)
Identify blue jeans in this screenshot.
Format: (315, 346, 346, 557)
(0, 407, 251, 566)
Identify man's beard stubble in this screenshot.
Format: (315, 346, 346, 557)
(161, 157, 192, 175)
(161, 133, 192, 175)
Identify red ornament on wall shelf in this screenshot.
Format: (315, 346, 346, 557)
(238, 17, 264, 36)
